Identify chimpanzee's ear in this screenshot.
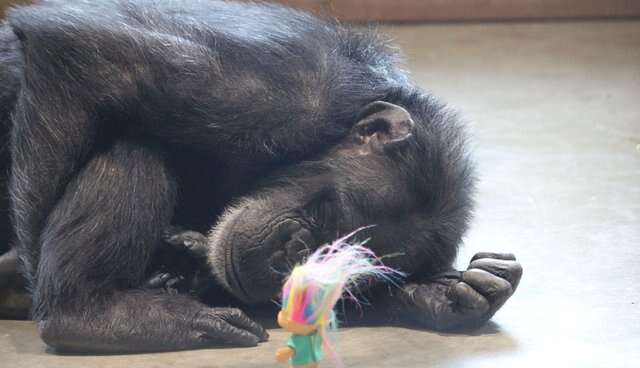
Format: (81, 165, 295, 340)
(350, 101, 415, 155)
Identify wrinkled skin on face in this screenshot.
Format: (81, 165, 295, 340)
(207, 99, 475, 304)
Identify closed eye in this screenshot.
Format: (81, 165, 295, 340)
(303, 189, 338, 230)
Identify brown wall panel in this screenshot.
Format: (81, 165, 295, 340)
(1, 0, 11, 18)
(1, 0, 32, 18)
(3, 1, 640, 22)
(266, 0, 640, 22)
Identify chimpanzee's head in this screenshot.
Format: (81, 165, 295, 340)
(208, 95, 475, 304)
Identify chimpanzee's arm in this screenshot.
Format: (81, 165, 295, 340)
(354, 253, 522, 331)
(38, 291, 268, 353)
(161, 226, 523, 332)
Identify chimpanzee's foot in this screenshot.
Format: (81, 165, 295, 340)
(397, 252, 522, 331)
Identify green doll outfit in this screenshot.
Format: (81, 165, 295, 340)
(287, 332, 323, 366)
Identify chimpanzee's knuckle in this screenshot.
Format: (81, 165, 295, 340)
(494, 281, 513, 299)
(509, 261, 523, 280)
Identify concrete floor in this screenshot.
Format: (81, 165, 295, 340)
(1, 20, 639, 368)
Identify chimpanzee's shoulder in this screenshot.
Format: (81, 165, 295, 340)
(5, 0, 384, 46)
(5, 0, 336, 49)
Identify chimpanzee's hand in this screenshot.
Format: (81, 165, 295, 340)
(397, 252, 522, 331)
(38, 293, 269, 353)
(144, 272, 187, 294)
(163, 226, 209, 258)
(145, 227, 212, 295)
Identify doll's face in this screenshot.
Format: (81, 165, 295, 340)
(277, 310, 318, 335)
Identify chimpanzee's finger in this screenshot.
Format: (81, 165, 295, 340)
(449, 282, 490, 314)
(462, 269, 512, 302)
(202, 320, 261, 347)
(468, 258, 523, 290)
(144, 273, 171, 288)
(470, 252, 516, 262)
(217, 308, 269, 342)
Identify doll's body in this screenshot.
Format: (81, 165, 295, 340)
(276, 311, 323, 367)
(286, 333, 323, 367)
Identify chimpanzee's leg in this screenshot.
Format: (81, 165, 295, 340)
(33, 140, 266, 353)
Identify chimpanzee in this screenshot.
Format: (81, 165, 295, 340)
(0, 0, 522, 353)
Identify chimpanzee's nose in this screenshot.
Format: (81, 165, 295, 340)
(269, 226, 314, 277)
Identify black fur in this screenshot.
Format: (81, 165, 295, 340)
(0, 23, 19, 256)
(0, 0, 521, 353)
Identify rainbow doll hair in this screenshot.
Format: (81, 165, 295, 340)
(280, 228, 402, 362)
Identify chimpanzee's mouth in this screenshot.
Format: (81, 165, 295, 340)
(224, 231, 253, 302)
(208, 199, 317, 304)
